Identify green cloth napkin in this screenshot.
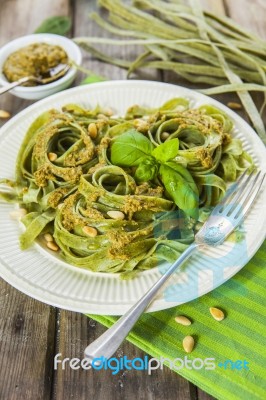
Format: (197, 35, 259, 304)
(87, 241, 266, 400)
(81, 76, 265, 399)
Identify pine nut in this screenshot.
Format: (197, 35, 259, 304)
(209, 307, 225, 321)
(82, 226, 98, 237)
(10, 208, 27, 220)
(58, 203, 64, 210)
(46, 241, 59, 251)
(48, 152, 57, 161)
(97, 113, 108, 121)
(0, 110, 11, 119)
(44, 233, 53, 242)
(161, 132, 170, 141)
(103, 108, 113, 116)
(227, 102, 242, 110)
(88, 122, 98, 139)
(182, 336, 194, 353)
(107, 210, 125, 220)
(175, 316, 192, 326)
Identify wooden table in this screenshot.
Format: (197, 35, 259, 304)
(0, 1, 265, 399)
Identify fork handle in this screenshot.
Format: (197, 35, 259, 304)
(0, 77, 32, 95)
(84, 242, 198, 362)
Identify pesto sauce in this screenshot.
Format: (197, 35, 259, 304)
(3, 43, 68, 85)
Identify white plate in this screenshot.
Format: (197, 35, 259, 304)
(0, 80, 265, 315)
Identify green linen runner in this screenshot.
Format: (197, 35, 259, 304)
(87, 241, 266, 400)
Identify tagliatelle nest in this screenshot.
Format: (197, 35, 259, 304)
(0, 98, 253, 278)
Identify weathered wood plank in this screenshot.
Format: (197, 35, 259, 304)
(225, 0, 266, 39)
(52, 311, 195, 400)
(0, 280, 56, 400)
(201, 0, 226, 15)
(0, 0, 71, 46)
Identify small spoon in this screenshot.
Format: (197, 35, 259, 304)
(0, 64, 70, 95)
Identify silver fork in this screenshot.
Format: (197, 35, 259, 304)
(0, 64, 70, 95)
(84, 169, 265, 363)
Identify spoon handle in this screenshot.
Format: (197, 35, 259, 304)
(84, 242, 198, 362)
(0, 77, 32, 95)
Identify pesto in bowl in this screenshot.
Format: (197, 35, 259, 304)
(3, 42, 68, 85)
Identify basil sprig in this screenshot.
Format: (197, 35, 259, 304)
(159, 162, 199, 220)
(110, 130, 199, 219)
(135, 156, 158, 182)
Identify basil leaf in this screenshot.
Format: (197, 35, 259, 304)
(111, 130, 154, 167)
(152, 138, 179, 163)
(159, 163, 199, 219)
(80, 74, 106, 85)
(164, 161, 199, 196)
(135, 156, 158, 183)
(34, 16, 72, 35)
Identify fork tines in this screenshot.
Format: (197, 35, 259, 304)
(216, 169, 265, 220)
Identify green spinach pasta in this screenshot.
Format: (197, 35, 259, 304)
(0, 98, 253, 278)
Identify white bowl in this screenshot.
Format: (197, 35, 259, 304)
(0, 33, 82, 100)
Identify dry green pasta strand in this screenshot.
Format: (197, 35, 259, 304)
(188, 0, 266, 144)
(200, 83, 266, 95)
(74, 0, 266, 141)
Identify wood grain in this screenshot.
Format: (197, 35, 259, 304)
(225, 0, 266, 39)
(201, 0, 226, 15)
(0, 0, 71, 46)
(52, 311, 196, 400)
(0, 280, 56, 400)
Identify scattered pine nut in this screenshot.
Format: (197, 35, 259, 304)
(10, 208, 27, 220)
(103, 108, 113, 116)
(134, 119, 149, 131)
(44, 233, 53, 242)
(48, 152, 57, 162)
(183, 336, 194, 353)
(88, 122, 98, 139)
(175, 316, 192, 326)
(209, 307, 225, 321)
(107, 210, 125, 220)
(0, 110, 11, 119)
(46, 241, 59, 252)
(227, 102, 242, 110)
(161, 132, 170, 141)
(58, 203, 64, 210)
(97, 113, 109, 121)
(82, 226, 98, 237)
